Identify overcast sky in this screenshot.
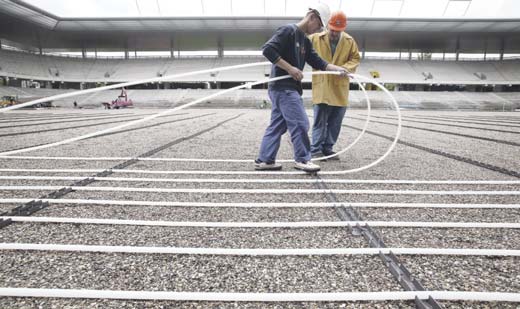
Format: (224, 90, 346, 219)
(24, 0, 520, 19)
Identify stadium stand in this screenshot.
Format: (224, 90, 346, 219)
(3, 49, 520, 85)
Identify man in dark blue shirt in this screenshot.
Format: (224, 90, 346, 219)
(255, 3, 348, 173)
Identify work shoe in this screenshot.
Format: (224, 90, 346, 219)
(322, 150, 340, 161)
(254, 159, 282, 171)
(294, 161, 321, 173)
(311, 152, 326, 161)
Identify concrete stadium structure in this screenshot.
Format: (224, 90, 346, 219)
(0, 1, 519, 308)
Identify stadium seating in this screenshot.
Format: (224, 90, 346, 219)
(2, 49, 520, 84)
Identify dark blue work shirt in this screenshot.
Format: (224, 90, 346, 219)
(262, 24, 328, 95)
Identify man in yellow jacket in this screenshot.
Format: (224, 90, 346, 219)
(309, 10, 360, 160)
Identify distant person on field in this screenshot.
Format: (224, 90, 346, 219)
(255, 2, 349, 173)
(309, 10, 360, 160)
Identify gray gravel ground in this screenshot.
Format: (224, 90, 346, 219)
(0, 112, 191, 136)
(1, 109, 519, 308)
(348, 114, 520, 141)
(357, 208, 520, 223)
(2, 110, 238, 157)
(442, 302, 520, 309)
(0, 252, 400, 292)
(0, 180, 85, 187)
(0, 158, 121, 170)
(31, 204, 342, 221)
(400, 256, 520, 293)
(3, 178, 516, 192)
(63, 191, 332, 203)
(379, 227, 520, 249)
(0, 203, 19, 213)
(57, 189, 520, 204)
(0, 299, 416, 308)
(345, 120, 520, 171)
(0, 224, 367, 248)
(0, 189, 55, 199)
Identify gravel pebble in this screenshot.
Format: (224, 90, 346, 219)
(0, 252, 400, 292)
(400, 256, 520, 293)
(0, 224, 367, 248)
(379, 227, 520, 249)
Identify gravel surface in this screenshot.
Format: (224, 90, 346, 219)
(64, 191, 332, 203)
(16, 178, 520, 190)
(0, 252, 400, 292)
(61, 190, 520, 204)
(379, 227, 520, 249)
(349, 114, 520, 141)
(0, 299, 416, 308)
(1, 109, 518, 308)
(32, 204, 342, 222)
(3, 110, 237, 158)
(0, 203, 19, 213)
(0, 224, 367, 248)
(357, 208, 520, 223)
(345, 120, 520, 171)
(0, 190, 55, 199)
(0, 158, 120, 170)
(400, 256, 520, 293)
(0, 180, 83, 187)
(441, 302, 520, 309)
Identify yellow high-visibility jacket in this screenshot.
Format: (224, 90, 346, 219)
(309, 31, 361, 106)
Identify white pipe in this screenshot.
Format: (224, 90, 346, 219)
(0, 289, 519, 302)
(0, 185, 518, 195)
(305, 75, 372, 162)
(0, 243, 518, 256)
(0, 61, 270, 112)
(0, 198, 518, 209)
(2, 216, 519, 229)
(0, 70, 402, 175)
(0, 289, 518, 302)
(0, 175, 518, 185)
(0, 168, 104, 173)
(0, 72, 333, 156)
(0, 156, 133, 161)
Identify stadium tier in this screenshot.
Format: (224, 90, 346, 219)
(2, 49, 520, 85)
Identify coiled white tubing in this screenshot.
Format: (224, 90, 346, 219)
(0, 61, 401, 174)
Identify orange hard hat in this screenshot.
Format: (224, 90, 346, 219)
(328, 11, 347, 31)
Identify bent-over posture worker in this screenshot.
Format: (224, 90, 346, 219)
(255, 3, 348, 173)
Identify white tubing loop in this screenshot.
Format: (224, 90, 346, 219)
(2, 216, 519, 229)
(0, 185, 518, 195)
(302, 74, 372, 163)
(0, 71, 330, 156)
(320, 73, 401, 174)
(0, 70, 400, 175)
(0, 289, 519, 302)
(0, 61, 270, 113)
(0, 198, 518, 209)
(0, 76, 373, 164)
(0, 243, 519, 257)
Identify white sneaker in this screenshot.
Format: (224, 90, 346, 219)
(294, 161, 321, 173)
(254, 159, 282, 171)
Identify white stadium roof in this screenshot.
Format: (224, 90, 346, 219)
(0, 0, 519, 53)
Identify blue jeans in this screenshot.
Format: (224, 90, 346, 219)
(258, 88, 311, 163)
(311, 103, 347, 154)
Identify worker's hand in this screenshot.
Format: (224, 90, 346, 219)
(287, 66, 304, 81)
(327, 64, 349, 77)
(337, 68, 349, 77)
